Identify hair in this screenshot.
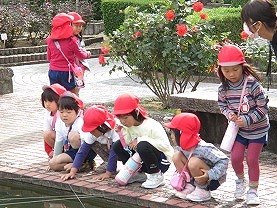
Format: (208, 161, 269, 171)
(217, 63, 261, 90)
(96, 123, 111, 134)
(172, 129, 181, 146)
(41, 88, 59, 108)
(241, 0, 277, 31)
(58, 96, 79, 114)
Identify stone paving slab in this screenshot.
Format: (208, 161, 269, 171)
(0, 58, 277, 207)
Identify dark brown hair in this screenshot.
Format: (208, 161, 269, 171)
(41, 88, 59, 108)
(241, 0, 277, 30)
(58, 96, 79, 114)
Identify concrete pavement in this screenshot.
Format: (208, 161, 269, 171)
(0, 58, 277, 208)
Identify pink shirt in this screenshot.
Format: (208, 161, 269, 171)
(46, 36, 89, 72)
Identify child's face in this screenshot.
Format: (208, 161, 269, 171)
(44, 100, 58, 113)
(117, 114, 137, 127)
(72, 23, 83, 35)
(221, 65, 243, 83)
(59, 108, 78, 127)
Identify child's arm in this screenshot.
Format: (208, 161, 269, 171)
(93, 145, 118, 181)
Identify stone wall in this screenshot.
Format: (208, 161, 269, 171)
(169, 95, 277, 154)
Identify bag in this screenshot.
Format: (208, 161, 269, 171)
(220, 77, 249, 152)
(170, 170, 190, 191)
(220, 121, 239, 152)
(72, 63, 84, 88)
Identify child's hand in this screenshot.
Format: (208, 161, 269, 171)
(235, 116, 245, 127)
(194, 169, 209, 185)
(228, 112, 237, 122)
(92, 171, 113, 181)
(64, 163, 73, 172)
(115, 124, 122, 132)
(129, 138, 138, 150)
(61, 171, 76, 181)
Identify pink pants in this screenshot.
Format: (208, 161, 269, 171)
(231, 141, 263, 185)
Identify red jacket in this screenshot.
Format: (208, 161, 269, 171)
(46, 36, 90, 72)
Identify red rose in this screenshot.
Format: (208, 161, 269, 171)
(165, 10, 175, 21)
(240, 31, 249, 40)
(98, 55, 106, 65)
(200, 13, 208, 20)
(193, 2, 204, 12)
(133, 31, 142, 38)
(176, 24, 188, 36)
(101, 46, 110, 54)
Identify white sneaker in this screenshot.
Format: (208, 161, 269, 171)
(175, 183, 195, 199)
(234, 178, 246, 199)
(128, 172, 147, 184)
(141, 171, 164, 189)
(247, 189, 260, 205)
(186, 186, 211, 202)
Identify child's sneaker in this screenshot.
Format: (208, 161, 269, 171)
(234, 178, 246, 199)
(128, 172, 147, 184)
(186, 186, 211, 202)
(141, 171, 164, 189)
(246, 189, 260, 205)
(175, 183, 195, 199)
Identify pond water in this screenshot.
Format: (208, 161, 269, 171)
(0, 180, 139, 208)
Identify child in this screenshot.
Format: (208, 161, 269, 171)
(112, 93, 174, 189)
(164, 113, 229, 202)
(217, 44, 270, 205)
(46, 13, 91, 95)
(41, 83, 67, 159)
(48, 91, 91, 171)
(61, 105, 119, 181)
(67, 12, 91, 94)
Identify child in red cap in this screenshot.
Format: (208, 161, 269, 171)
(41, 83, 67, 159)
(164, 113, 229, 202)
(46, 13, 91, 95)
(112, 93, 174, 189)
(49, 91, 89, 171)
(61, 105, 120, 181)
(217, 44, 269, 205)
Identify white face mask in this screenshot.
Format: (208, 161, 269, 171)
(243, 22, 260, 39)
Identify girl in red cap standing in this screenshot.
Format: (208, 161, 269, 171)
(217, 44, 269, 205)
(164, 113, 229, 202)
(67, 12, 91, 94)
(46, 13, 91, 96)
(41, 83, 67, 159)
(61, 105, 120, 181)
(112, 93, 174, 189)
(49, 92, 92, 171)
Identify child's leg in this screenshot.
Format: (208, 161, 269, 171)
(49, 153, 73, 171)
(68, 131, 81, 149)
(231, 141, 246, 179)
(246, 142, 263, 189)
(187, 157, 210, 184)
(172, 150, 187, 173)
(43, 130, 55, 158)
(112, 140, 130, 164)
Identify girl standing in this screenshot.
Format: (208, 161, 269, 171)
(41, 83, 67, 159)
(217, 44, 270, 205)
(112, 93, 174, 189)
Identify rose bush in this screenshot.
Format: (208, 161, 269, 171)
(100, 0, 220, 108)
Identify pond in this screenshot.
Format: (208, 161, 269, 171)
(0, 180, 139, 208)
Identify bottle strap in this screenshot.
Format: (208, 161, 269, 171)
(237, 76, 249, 115)
(180, 147, 195, 174)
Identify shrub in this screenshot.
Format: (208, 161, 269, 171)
(100, 0, 221, 108)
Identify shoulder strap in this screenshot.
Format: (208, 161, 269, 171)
(54, 41, 71, 65)
(181, 147, 195, 174)
(237, 76, 249, 115)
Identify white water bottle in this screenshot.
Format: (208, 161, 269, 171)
(220, 121, 239, 152)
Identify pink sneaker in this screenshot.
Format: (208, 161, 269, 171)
(186, 186, 211, 202)
(175, 183, 195, 199)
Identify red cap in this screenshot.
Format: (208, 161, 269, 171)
(50, 13, 73, 39)
(42, 83, 67, 96)
(113, 93, 147, 117)
(60, 91, 84, 110)
(164, 113, 201, 150)
(68, 12, 86, 24)
(218, 44, 245, 66)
